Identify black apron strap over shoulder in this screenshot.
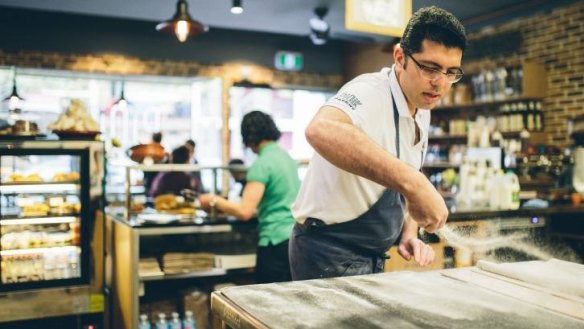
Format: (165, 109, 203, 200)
(392, 89, 400, 159)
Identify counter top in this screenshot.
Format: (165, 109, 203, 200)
(211, 259, 584, 329)
(109, 212, 257, 234)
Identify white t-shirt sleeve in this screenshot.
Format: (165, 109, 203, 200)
(324, 78, 381, 129)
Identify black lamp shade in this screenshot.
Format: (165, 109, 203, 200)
(3, 85, 24, 102)
(156, 0, 207, 41)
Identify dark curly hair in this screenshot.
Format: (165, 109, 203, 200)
(241, 111, 281, 147)
(171, 145, 191, 164)
(401, 6, 467, 56)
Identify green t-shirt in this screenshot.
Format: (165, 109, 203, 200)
(246, 142, 300, 246)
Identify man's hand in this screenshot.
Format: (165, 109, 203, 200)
(404, 173, 448, 233)
(397, 237, 435, 266)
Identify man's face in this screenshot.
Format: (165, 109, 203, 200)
(396, 39, 463, 112)
(185, 144, 194, 160)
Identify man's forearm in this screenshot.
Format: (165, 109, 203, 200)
(306, 106, 425, 197)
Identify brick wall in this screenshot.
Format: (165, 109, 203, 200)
(0, 50, 343, 170)
(0, 50, 343, 90)
(464, 1, 584, 149)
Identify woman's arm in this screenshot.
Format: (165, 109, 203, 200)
(199, 181, 264, 221)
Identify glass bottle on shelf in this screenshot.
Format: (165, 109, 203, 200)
(169, 312, 182, 329)
(183, 310, 197, 329)
(514, 67, 523, 96)
(139, 314, 152, 329)
(155, 313, 168, 329)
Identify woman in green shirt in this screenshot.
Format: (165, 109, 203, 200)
(199, 111, 300, 283)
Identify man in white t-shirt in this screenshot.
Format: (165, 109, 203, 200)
(290, 6, 467, 280)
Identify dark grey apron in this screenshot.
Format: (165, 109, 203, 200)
(290, 84, 409, 281)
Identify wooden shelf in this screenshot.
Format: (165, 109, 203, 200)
(140, 267, 256, 282)
(429, 131, 543, 143)
(423, 162, 461, 169)
(429, 134, 467, 141)
(140, 268, 227, 282)
(434, 97, 543, 112)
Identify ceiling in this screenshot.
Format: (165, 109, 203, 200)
(0, 0, 574, 43)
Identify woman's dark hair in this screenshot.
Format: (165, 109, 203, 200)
(185, 139, 196, 149)
(401, 6, 467, 56)
(229, 158, 244, 166)
(171, 145, 190, 164)
(152, 132, 163, 143)
(241, 111, 281, 147)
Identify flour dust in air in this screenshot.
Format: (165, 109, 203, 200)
(435, 223, 581, 264)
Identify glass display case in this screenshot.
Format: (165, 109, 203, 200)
(107, 163, 258, 329)
(0, 148, 88, 291)
(0, 140, 105, 325)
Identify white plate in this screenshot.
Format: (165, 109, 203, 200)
(137, 213, 181, 224)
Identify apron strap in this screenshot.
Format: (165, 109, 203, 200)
(390, 86, 400, 160)
(389, 70, 426, 170)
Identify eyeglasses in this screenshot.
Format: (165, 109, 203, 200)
(407, 55, 464, 83)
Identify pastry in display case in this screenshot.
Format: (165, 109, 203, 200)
(115, 163, 205, 225)
(48, 98, 101, 140)
(0, 148, 85, 288)
(0, 110, 45, 139)
(0, 140, 106, 325)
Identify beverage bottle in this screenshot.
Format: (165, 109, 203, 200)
(488, 170, 504, 209)
(506, 171, 521, 210)
(69, 250, 80, 278)
(155, 313, 168, 329)
(169, 312, 182, 329)
(182, 310, 197, 329)
(500, 171, 520, 210)
(139, 314, 152, 329)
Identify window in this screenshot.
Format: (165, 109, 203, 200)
(229, 86, 334, 163)
(0, 67, 222, 161)
(1, 66, 223, 192)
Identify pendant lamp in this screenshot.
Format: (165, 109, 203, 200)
(3, 67, 24, 111)
(156, 0, 208, 42)
(309, 7, 330, 45)
(113, 81, 129, 110)
(231, 0, 243, 14)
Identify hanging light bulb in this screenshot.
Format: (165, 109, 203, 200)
(231, 0, 243, 15)
(156, 0, 208, 42)
(113, 81, 128, 111)
(3, 67, 25, 111)
(175, 20, 189, 42)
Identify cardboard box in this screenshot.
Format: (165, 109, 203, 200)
(384, 242, 445, 272)
(183, 289, 210, 329)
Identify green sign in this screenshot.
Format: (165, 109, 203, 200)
(275, 51, 303, 71)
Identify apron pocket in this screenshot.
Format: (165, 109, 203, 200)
(339, 258, 371, 277)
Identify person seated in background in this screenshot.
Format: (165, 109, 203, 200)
(140, 132, 168, 193)
(149, 145, 199, 197)
(199, 111, 300, 283)
(185, 139, 205, 193)
(228, 158, 247, 198)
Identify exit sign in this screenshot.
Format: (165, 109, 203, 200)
(275, 51, 303, 71)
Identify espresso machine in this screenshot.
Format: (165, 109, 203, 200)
(573, 147, 584, 194)
(571, 115, 584, 194)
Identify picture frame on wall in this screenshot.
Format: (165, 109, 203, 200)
(345, 0, 412, 37)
